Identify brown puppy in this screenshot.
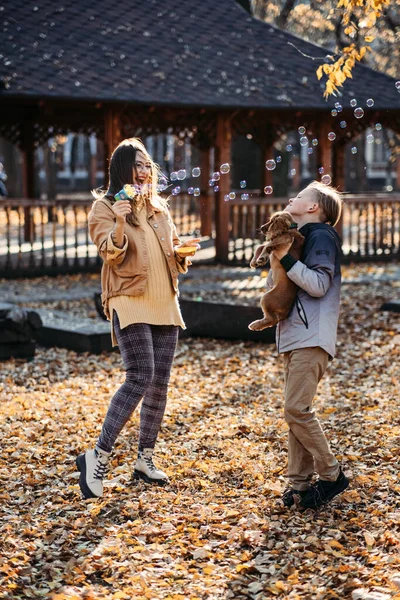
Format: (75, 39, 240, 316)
(249, 211, 305, 331)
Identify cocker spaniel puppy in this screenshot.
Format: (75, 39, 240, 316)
(249, 211, 305, 331)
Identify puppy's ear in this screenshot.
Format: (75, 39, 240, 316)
(260, 220, 271, 234)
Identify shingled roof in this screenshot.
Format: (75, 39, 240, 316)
(1, 0, 399, 110)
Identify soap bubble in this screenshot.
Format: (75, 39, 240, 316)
(188, 187, 194, 194)
(241, 193, 249, 200)
(396, 81, 400, 90)
(212, 171, 220, 181)
(307, 148, 313, 155)
(336, 104, 343, 112)
(331, 109, 338, 117)
(224, 194, 230, 201)
(177, 169, 186, 180)
(265, 159, 276, 170)
(192, 167, 201, 177)
(375, 123, 382, 131)
(172, 186, 181, 195)
(366, 134, 374, 144)
(276, 155, 282, 163)
(286, 144, 293, 152)
(366, 98, 374, 107)
(351, 146, 358, 154)
(318, 167, 325, 174)
(298, 126, 306, 135)
(300, 136, 308, 146)
(170, 171, 178, 181)
(264, 186, 273, 195)
(208, 179, 215, 186)
(312, 138, 319, 146)
(339, 121, 347, 129)
(193, 188, 201, 196)
(334, 102, 341, 109)
(290, 168, 296, 176)
(220, 163, 230, 174)
(214, 185, 219, 192)
(350, 99, 357, 107)
(240, 180, 247, 188)
(354, 107, 364, 119)
(321, 174, 331, 185)
(328, 132, 336, 141)
(157, 176, 168, 191)
(228, 191, 236, 199)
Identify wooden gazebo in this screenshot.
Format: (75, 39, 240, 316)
(1, 0, 399, 269)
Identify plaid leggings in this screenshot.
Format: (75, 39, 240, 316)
(97, 313, 179, 453)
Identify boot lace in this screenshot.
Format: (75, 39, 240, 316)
(143, 454, 156, 472)
(93, 456, 109, 480)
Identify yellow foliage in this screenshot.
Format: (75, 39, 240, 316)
(317, 0, 391, 96)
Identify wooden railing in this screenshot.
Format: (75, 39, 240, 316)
(227, 193, 400, 264)
(0, 193, 398, 277)
(0, 194, 202, 278)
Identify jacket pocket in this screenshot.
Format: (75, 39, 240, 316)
(295, 296, 309, 329)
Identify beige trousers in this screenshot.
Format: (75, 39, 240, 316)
(283, 347, 340, 491)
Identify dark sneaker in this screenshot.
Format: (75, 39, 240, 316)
(299, 468, 349, 509)
(282, 487, 309, 508)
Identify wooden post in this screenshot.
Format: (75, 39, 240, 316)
(104, 106, 122, 180)
(334, 143, 345, 238)
(262, 143, 273, 191)
(292, 155, 301, 190)
(317, 121, 333, 179)
(215, 113, 232, 263)
(21, 120, 36, 242)
(396, 154, 400, 192)
(199, 147, 212, 237)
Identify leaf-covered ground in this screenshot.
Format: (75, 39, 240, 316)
(1, 267, 400, 600)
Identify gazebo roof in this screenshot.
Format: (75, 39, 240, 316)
(1, 0, 399, 110)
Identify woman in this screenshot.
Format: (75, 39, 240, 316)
(76, 138, 200, 499)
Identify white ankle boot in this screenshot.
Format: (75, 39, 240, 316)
(134, 448, 169, 485)
(76, 446, 111, 498)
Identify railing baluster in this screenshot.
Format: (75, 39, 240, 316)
(5, 206, 11, 269)
(17, 206, 23, 270)
(40, 206, 46, 268)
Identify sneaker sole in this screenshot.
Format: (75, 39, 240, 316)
(76, 454, 101, 499)
(301, 477, 350, 509)
(133, 469, 168, 486)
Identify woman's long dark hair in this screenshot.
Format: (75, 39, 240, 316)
(92, 138, 165, 225)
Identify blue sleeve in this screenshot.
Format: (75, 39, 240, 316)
(284, 231, 337, 298)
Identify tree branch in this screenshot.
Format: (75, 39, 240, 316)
(276, 0, 297, 29)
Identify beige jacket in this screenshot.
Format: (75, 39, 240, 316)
(88, 197, 190, 319)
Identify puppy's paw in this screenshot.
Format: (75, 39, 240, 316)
(248, 320, 266, 331)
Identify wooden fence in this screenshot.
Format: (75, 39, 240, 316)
(0, 193, 398, 277)
(228, 193, 400, 264)
(0, 195, 201, 278)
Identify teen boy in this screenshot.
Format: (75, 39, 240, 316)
(270, 181, 349, 509)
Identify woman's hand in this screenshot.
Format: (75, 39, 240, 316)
(112, 200, 132, 222)
(175, 238, 201, 257)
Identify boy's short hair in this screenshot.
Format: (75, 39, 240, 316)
(306, 181, 343, 226)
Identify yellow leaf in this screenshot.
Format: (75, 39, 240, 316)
(203, 565, 215, 575)
(316, 65, 324, 80)
(275, 581, 287, 591)
(329, 539, 344, 549)
(364, 531, 375, 547)
(364, 36, 374, 42)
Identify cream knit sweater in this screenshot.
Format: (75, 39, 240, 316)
(109, 207, 185, 346)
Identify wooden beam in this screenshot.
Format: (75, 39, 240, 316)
(215, 113, 232, 263)
(199, 147, 212, 237)
(317, 122, 333, 180)
(21, 120, 36, 243)
(104, 106, 122, 180)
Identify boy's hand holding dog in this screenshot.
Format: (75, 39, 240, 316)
(271, 241, 293, 261)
